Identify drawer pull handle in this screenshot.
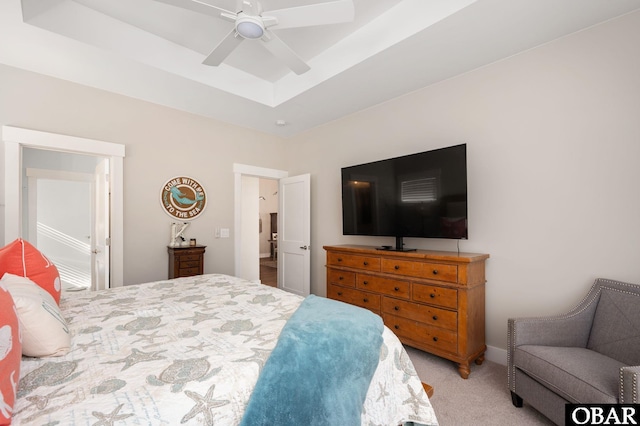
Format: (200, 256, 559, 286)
(363, 298, 369, 303)
(337, 258, 342, 262)
(363, 281, 368, 285)
(338, 276, 343, 280)
(394, 325, 400, 330)
(394, 306, 399, 311)
(394, 286, 399, 291)
(432, 315, 438, 321)
(394, 265, 400, 270)
(433, 337, 439, 342)
(432, 270, 438, 275)
(363, 261, 369, 266)
(337, 292, 343, 296)
(430, 293, 436, 298)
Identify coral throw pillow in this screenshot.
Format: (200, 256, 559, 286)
(0, 283, 21, 425)
(0, 238, 61, 304)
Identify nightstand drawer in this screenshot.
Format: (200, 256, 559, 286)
(178, 267, 200, 276)
(178, 254, 201, 262)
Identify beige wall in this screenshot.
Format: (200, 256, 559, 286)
(0, 65, 287, 285)
(287, 10, 640, 352)
(1, 10, 639, 354)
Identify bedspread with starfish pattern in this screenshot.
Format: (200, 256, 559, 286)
(12, 274, 438, 425)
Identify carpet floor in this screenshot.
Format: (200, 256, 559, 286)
(405, 346, 554, 426)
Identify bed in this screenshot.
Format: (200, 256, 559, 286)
(9, 273, 438, 425)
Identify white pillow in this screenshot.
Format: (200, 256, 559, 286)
(1, 273, 70, 357)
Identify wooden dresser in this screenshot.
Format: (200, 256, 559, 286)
(324, 244, 489, 379)
(168, 245, 206, 279)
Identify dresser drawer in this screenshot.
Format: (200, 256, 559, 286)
(327, 252, 381, 272)
(327, 284, 380, 312)
(381, 297, 457, 331)
(357, 275, 410, 300)
(381, 259, 457, 283)
(412, 283, 458, 310)
(384, 313, 457, 353)
(327, 269, 356, 287)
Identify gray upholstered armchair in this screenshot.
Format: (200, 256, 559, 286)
(508, 278, 640, 425)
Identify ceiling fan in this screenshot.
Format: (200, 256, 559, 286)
(154, 0, 355, 74)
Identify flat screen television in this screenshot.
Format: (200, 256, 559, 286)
(341, 143, 467, 251)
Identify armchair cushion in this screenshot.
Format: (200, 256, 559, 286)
(515, 345, 622, 403)
(587, 287, 640, 366)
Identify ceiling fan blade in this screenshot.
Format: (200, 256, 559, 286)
(265, 0, 354, 30)
(153, 0, 235, 20)
(260, 31, 310, 75)
(202, 29, 243, 66)
(242, 0, 261, 15)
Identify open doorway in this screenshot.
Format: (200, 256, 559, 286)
(3, 126, 125, 288)
(233, 163, 287, 283)
(259, 178, 278, 287)
(233, 163, 311, 296)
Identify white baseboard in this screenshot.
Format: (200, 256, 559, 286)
(485, 345, 507, 366)
(260, 253, 271, 258)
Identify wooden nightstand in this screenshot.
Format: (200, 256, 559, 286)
(167, 245, 206, 279)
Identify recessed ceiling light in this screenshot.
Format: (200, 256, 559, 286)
(275, 120, 287, 126)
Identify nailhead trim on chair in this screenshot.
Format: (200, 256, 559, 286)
(620, 369, 639, 403)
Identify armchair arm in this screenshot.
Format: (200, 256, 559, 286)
(620, 366, 640, 403)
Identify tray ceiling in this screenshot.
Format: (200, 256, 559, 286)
(2, 0, 639, 136)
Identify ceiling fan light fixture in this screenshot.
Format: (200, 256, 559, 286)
(236, 17, 264, 39)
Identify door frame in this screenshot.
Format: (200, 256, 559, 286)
(3, 126, 125, 287)
(233, 163, 288, 279)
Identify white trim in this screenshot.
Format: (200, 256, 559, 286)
(3, 126, 125, 157)
(2, 125, 125, 288)
(233, 163, 288, 278)
(485, 345, 507, 366)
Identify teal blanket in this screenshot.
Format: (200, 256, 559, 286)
(240, 294, 384, 426)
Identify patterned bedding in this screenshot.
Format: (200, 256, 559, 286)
(13, 274, 438, 425)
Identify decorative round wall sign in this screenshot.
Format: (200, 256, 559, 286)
(160, 176, 207, 220)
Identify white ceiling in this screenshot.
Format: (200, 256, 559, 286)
(2, 0, 639, 137)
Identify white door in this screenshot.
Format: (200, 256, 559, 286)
(277, 174, 311, 296)
(92, 159, 110, 290)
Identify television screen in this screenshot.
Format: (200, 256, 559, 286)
(341, 144, 467, 247)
